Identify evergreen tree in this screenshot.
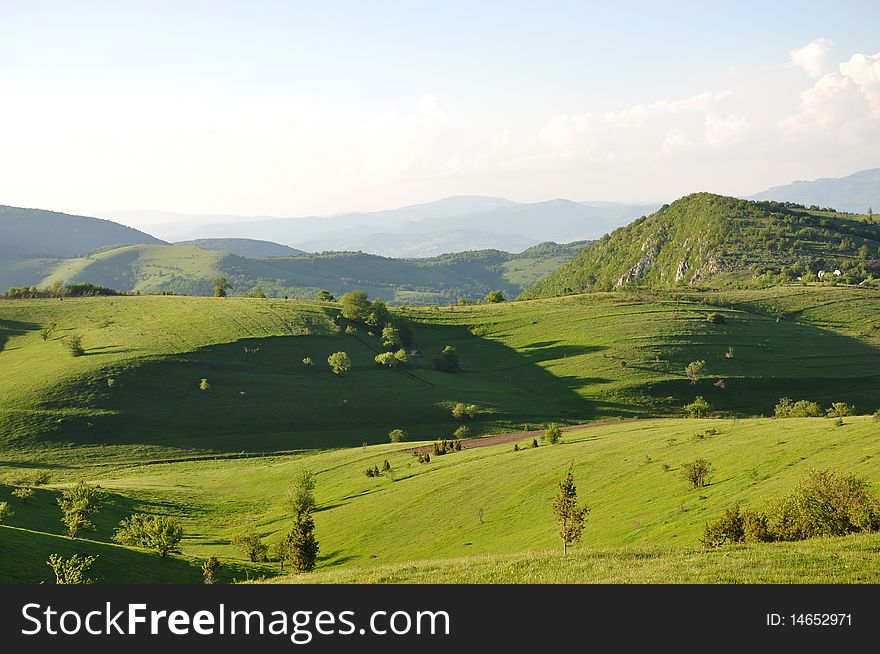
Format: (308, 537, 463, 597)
(552, 466, 590, 556)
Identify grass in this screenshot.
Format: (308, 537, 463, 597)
(258, 533, 880, 584)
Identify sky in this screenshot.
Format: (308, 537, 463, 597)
(1, 0, 879, 226)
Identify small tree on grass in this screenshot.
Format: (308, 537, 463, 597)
(381, 327, 403, 349)
(12, 487, 33, 504)
(212, 277, 232, 297)
(315, 290, 335, 302)
(552, 466, 590, 557)
(199, 378, 211, 391)
(231, 531, 268, 562)
(112, 513, 183, 557)
(826, 402, 855, 418)
(288, 510, 319, 573)
(543, 423, 563, 445)
(453, 425, 470, 439)
(64, 333, 85, 357)
(434, 345, 460, 372)
(485, 290, 505, 303)
(685, 360, 705, 385)
(684, 396, 711, 418)
(388, 428, 408, 443)
(340, 291, 372, 322)
(47, 553, 97, 584)
(302, 357, 313, 367)
(58, 481, 106, 538)
(202, 556, 220, 584)
(285, 469, 316, 516)
(327, 351, 352, 375)
(0, 501, 12, 523)
(682, 459, 712, 489)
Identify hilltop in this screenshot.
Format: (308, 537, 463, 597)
(0, 205, 163, 259)
(749, 167, 880, 214)
(177, 238, 304, 257)
(523, 193, 880, 297)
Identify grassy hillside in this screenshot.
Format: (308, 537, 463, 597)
(177, 238, 305, 257)
(2, 241, 590, 304)
(523, 193, 880, 297)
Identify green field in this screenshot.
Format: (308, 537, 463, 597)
(1, 286, 879, 583)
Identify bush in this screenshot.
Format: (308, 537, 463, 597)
(543, 423, 562, 445)
(374, 351, 398, 367)
(47, 553, 97, 584)
(381, 327, 403, 349)
(327, 351, 352, 375)
(202, 556, 220, 584)
(485, 290, 505, 303)
(768, 469, 880, 541)
(302, 357, 313, 367)
(706, 313, 726, 324)
(826, 402, 856, 418)
(365, 465, 380, 477)
(774, 397, 823, 418)
(113, 513, 183, 556)
(684, 396, 711, 418)
(58, 481, 106, 538)
(382, 460, 391, 473)
(64, 333, 85, 357)
(12, 487, 33, 503)
(285, 469, 316, 516)
(701, 504, 770, 548)
(199, 378, 210, 391)
(682, 458, 712, 488)
(287, 510, 319, 573)
(0, 501, 12, 523)
(231, 531, 269, 562)
(344, 325, 357, 335)
(685, 360, 705, 384)
(874, 409, 880, 422)
(388, 428, 407, 443)
(532, 438, 539, 448)
(453, 425, 470, 439)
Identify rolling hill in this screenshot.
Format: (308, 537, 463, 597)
(749, 167, 880, 214)
(1, 241, 591, 304)
(0, 205, 164, 259)
(177, 238, 304, 257)
(523, 193, 880, 297)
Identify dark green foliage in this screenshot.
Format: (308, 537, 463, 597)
(382, 459, 391, 473)
(202, 556, 220, 584)
(485, 290, 506, 303)
(706, 313, 726, 324)
(552, 465, 590, 556)
(701, 504, 771, 548)
(250, 286, 267, 298)
(433, 345, 460, 372)
(112, 513, 184, 556)
(64, 333, 85, 357)
(768, 470, 880, 541)
(315, 290, 335, 302)
(287, 510, 319, 573)
(231, 531, 269, 562)
(365, 465, 380, 477)
(684, 396, 711, 418)
(388, 428, 408, 443)
(212, 276, 232, 297)
(340, 291, 372, 322)
(682, 459, 712, 488)
(543, 423, 562, 445)
(532, 438, 539, 448)
(774, 397, 823, 418)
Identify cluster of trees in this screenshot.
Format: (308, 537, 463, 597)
(702, 469, 880, 547)
(5, 281, 119, 299)
(774, 397, 856, 418)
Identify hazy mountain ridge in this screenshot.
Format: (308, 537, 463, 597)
(748, 168, 880, 213)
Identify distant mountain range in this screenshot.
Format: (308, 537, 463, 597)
(101, 196, 659, 258)
(748, 168, 880, 214)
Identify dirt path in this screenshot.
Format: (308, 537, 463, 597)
(404, 418, 652, 454)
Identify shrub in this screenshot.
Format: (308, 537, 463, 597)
(682, 458, 712, 488)
(453, 425, 470, 439)
(374, 351, 398, 367)
(768, 470, 880, 541)
(826, 402, 856, 418)
(513, 443, 519, 452)
(393, 348, 409, 365)
(202, 556, 221, 584)
(382, 459, 391, 473)
(327, 351, 352, 375)
(381, 327, 403, 349)
(287, 510, 319, 573)
(685, 360, 705, 384)
(485, 290, 505, 303)
(285, 469, 316, 516)
(365, 465, 380, 477)
(64, 333, 85, 357)
(344, 325, 357, 335)
(388, 428, 407, 443)
(452, 403, 467, 420)
(532, 438, 539, 448)
(543, 423, 563, 445)
(231, 531, 269, 562)
(774, 397, 823, 418)
(199, 378, 210, 391)
(12, 487, 33, 503)
(874, 409, 880, 422)
(113, 513, 183, 556)
(315, 290, 335, 302)
(724, 346, 735, 359)
(684, 396, 711, 418)
(0, 501, 12, 523)
(58, 481, 106, 538)
(701, 504, 771, 548)
(302, 357, 313, 367)
(47, 553, 97, 584)
(706, 313, 726, 324)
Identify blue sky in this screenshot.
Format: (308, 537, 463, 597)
(2, 1, 879, 222)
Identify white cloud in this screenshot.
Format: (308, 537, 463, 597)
(791, 38, 834, 77)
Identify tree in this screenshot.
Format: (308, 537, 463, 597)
(452, 403, 467, 420)
(250, 286, 267, 298)
(374, 351, 400, 367)
(202, 556, 220, 584)
(453, 425, 470, 439)
(0, 501, 12, 524)
(367, 299, 390, 327)
(231, 531, 269, 562)
(112, 513, 183, 557)
(327, 351, 352, 375)
(868, 206, 874, 223)
(64, 333, 85, 357)
(826, 402, 855, 418)
(685, 360, 705, 384)
(543, 423, 563, 445)
(381, 326, 403, 349)
(682, 459, 712, 489)
(485, 290, 506, 303)
(12, 487, 33, 503)
(340, 291, 372, 322)
(434, 345, 460, 372)
(212, 277, 232, 297)
(199, 378, 210, 391)
(58, 481, 106, 538)
(285, 469, 316, 516)
(552, 466, 590, 556)
(302, 356, 313, 367)
(47, 553, 98, 584)
(684, 396, 711, 418)
(288, 510, 320, 573)
(393, 348, 409, 365)
(388, 428, 408, 443)
(315, 290, 335, 302)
